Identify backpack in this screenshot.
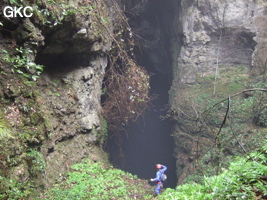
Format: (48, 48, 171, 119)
(161, 173, 167, 182)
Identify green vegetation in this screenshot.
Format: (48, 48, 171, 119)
(0, 144, 266, 199)
(0, 46, 62, 199)
(26, 149, 46, 176)
(159, 142, 267, 200)
(1, 48, 44, 81)
(0, 175, 34, 200)
(169, 65, 267, 184)
(0, 149, 45, 199)
(0, 146, 46, 199)
(1, 0, 109, 30)
(42, 159, 153, 200)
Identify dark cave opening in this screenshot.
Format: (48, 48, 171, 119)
(104, 0, 179, 188)
(35, 52, 93, 77)
(104, 71, 177, 188)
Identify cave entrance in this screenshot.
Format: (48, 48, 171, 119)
(104, 0, 179, 188)
(104, 71, 177, 188)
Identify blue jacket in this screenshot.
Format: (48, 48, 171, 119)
(152, 165, 167, 182)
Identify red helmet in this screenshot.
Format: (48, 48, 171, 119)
(156, 164, 162, 169)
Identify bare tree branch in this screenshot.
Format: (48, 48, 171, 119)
(202, 88, 267, 116)
(228, 95, 247, 153)
(214, 95, 230, 147)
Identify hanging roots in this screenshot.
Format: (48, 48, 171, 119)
(101, 0, 151, 133)
(102, 62, 150, 132)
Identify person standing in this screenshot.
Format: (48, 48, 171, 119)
(150, 164, 167, 195)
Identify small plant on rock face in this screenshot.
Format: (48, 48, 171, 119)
(0, 175, 34, 200)
(1, 48, 44, 81)
(26, 149, 46, 176)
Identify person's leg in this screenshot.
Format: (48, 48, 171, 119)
(155, 183, 162, 195)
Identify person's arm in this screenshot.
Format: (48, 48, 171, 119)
(150, 171, 161, 182)
(150, 164, 167, 182)
(160, 165, 167, 173)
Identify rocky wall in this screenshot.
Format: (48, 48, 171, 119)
(172, 0, 267, 85)
(0, 0, 113, 188)
(37, 9, 113, 186)
(169, 0, 267, 184)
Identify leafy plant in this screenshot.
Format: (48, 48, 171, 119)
(0, 175, 33, 200)
(1, 48, 44, 81)
(26, 149, 46, 176)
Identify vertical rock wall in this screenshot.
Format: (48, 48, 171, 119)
(36, 11, 113, 185)
(41, 55, 109, 186)
(0, 0, 114, 187)
(169, 0, 267, 184)
(172, 0, 267, 85)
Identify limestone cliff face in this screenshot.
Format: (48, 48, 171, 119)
(169, 0, 267, 184)
(0, 0, 113, 187)
(172, 0, 267, 84)
(36, 14, 112, 185)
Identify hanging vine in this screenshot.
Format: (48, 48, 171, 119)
(100, 0, 151, 132)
